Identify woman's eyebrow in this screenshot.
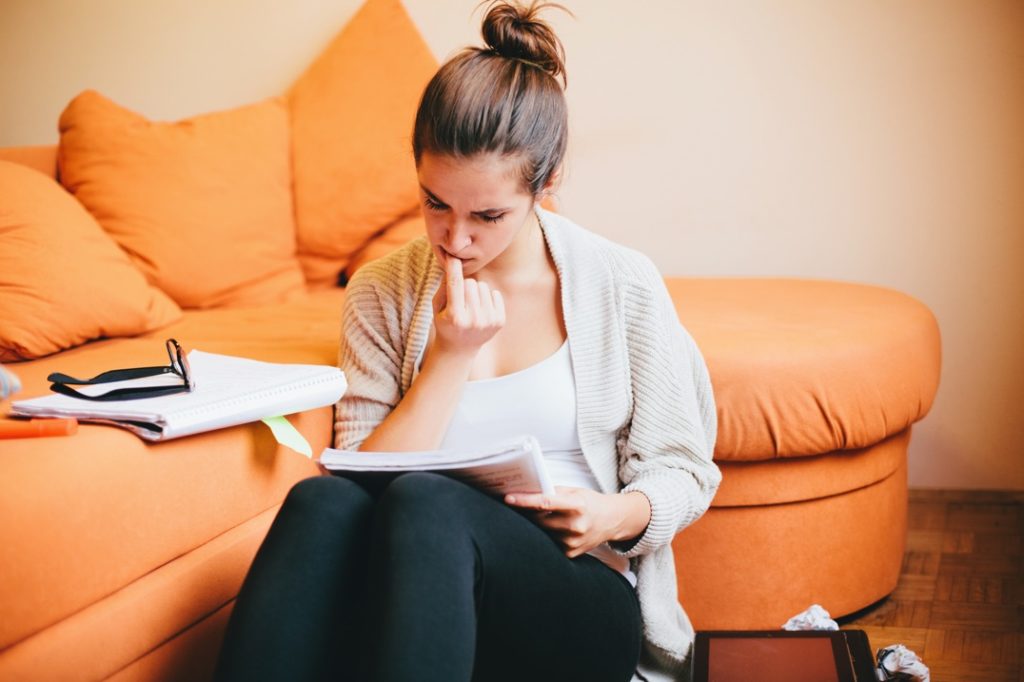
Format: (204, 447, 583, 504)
(419, 184, 512, 215)
(420, 184, 447, 205)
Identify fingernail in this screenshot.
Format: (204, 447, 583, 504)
(506, 495, 516, 504)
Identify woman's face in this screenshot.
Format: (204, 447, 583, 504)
(417, 152, 536, 277)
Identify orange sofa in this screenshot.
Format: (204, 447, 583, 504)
(0, 1, 941, 679)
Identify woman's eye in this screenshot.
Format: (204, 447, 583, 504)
(423, 198, 447, 212)
(480, 213, 505, 224)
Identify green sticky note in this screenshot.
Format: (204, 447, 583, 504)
(261, 416, 313, 458)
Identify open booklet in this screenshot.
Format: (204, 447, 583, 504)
(11, 351, 347, 441)
(320, 435, 556, 497)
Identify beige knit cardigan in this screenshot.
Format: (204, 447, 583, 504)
(334, 208, 722, 681)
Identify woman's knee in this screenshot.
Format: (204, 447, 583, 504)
(374, 473, 479, 537)
(379, 472, 470, 513)
(283, 474, 373, 522)
(385, 471, 458, 495)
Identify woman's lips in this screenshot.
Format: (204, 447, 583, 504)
(438, 246, 471, 262)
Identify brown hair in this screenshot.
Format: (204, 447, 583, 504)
(412, 1, 571, 197)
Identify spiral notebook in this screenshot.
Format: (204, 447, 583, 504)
(11, 351, 347, 441)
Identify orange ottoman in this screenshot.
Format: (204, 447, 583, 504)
(667, 279, 941, 629)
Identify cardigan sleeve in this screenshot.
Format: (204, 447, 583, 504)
(611, 258, 722, 559)
(332, 268, 405, 450)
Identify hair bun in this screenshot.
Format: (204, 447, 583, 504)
(481, 1, 569, 85)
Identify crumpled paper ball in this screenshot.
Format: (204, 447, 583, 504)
(782, 603, 839, 631)
(877, 644, 930, 682)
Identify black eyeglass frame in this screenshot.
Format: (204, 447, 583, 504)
(47, 338, 194, 402)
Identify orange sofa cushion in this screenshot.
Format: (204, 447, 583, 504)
(0, 289, 343, 673)
(0, 161, 181, 361)
(675, 437, 909, 630)
(288, 0, 437, 287)
(57, 90, 306, 309)
(669, 278, 942, 460)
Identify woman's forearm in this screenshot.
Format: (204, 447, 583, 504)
(358, 349, 473, 452)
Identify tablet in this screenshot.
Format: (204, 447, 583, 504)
(690, 630, 877, 682)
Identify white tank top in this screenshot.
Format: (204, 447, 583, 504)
(425, 339, 637, 587)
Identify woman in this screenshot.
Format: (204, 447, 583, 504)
(216, 2, 720, 681)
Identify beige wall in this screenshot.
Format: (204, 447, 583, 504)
(1, 1, 1021, 489)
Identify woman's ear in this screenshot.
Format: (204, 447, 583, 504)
(535, 167, 561, 211)
(542, 166, 561, 194)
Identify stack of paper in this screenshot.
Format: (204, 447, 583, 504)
(321, 435, 554, 496)
(11, 350, 347, 441)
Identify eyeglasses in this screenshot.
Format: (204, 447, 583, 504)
(47, 338, 194, 401)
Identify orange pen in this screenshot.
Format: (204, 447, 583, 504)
(0, 418, 78, 438)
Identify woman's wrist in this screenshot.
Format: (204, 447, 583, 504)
(420, 343, 476, 380)
(609, 491, 652, 543)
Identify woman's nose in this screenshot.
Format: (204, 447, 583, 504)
(445, 222, 472, 253)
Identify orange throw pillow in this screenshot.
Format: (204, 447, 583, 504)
(58, 90, 306, 309)
(289, 0, 438, 287)
(343, 210, 426, 282)
(0, 161, 181, 361)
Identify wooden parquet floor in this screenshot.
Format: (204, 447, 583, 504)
(836, 489, 1024, 681)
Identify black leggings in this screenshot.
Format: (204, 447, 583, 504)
(215, 472, 642, 682)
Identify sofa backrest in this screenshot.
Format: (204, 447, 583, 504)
(0, 145, 57, 178)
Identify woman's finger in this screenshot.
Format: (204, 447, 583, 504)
(504, 492, 544, 510)
(533, 512, 570, 534)
(463, 278, 481, 320)
(433, 276, 447, 315)
(446, 254, 465, 314)
(477, 280, 493, 322)
(492, 289, 505, 327)
(505, 492, 560, 511)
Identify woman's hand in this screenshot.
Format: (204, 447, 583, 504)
(504, 487, 652, 559)
(360, 255, 504, 453)
(432, 255, 505, 357)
